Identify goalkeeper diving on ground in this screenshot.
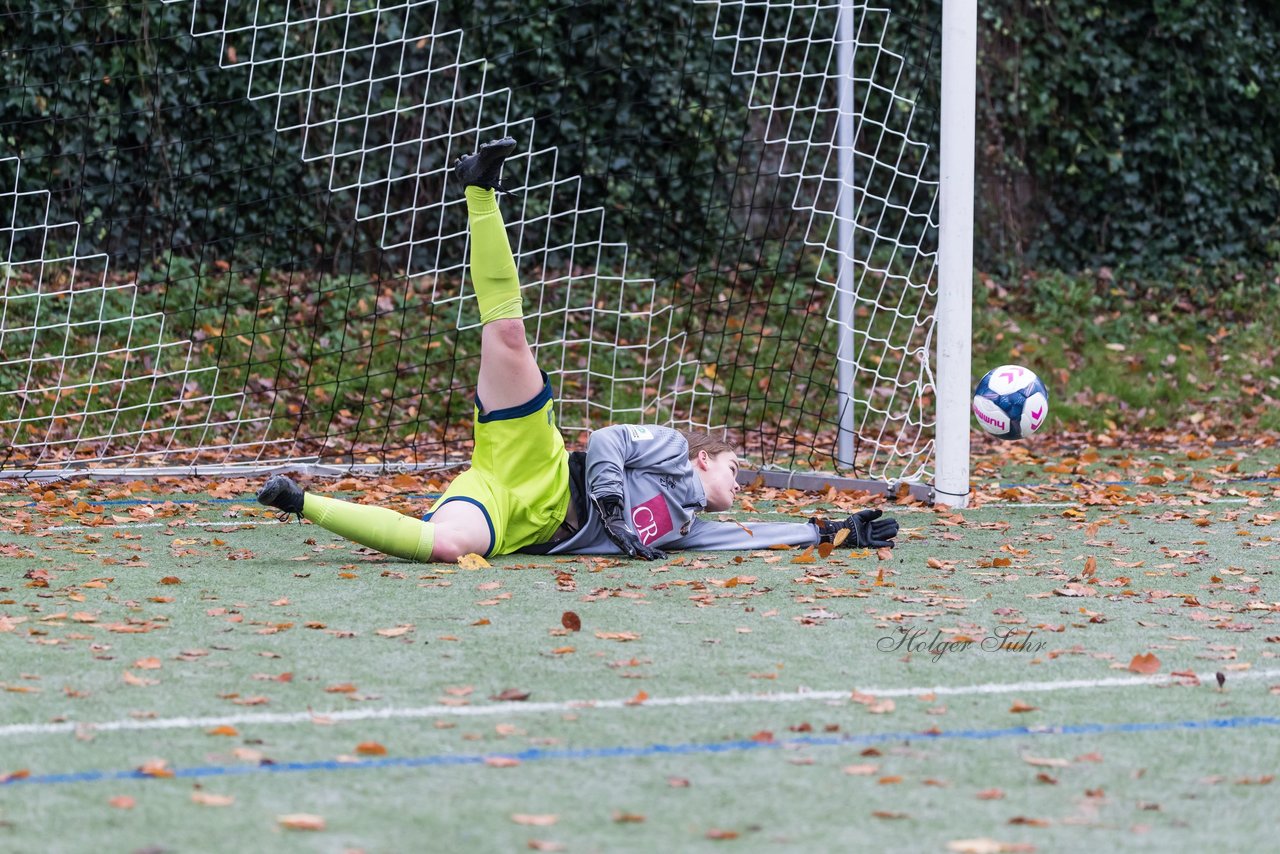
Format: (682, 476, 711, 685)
(256, 137, 900, 562)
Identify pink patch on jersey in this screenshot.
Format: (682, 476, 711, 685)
(631, 495, 674, 545)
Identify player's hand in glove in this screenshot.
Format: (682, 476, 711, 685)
(811, 508, 900, 549)
(594, 495, 667, 560)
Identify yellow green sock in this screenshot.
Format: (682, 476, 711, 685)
(302, 493, 435, 562)
(465, 186, 523, 323)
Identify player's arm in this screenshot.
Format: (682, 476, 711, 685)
(674, 509, 899, 552)
(584, 425, 686, 560)
(584, 425, 686, 494)
(673, 517, 818, 550)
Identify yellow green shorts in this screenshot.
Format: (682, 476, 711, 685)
(424, 373, 570, 556)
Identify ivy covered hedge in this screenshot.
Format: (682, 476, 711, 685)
(0, 2, 341, 273)
(978, 0, 1280, 270)
(0, 1, 749, 281)
(1, 0, 1276, 276)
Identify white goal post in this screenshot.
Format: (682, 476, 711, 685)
(934, 0, 977, 508)
(0, 0, 973, 505)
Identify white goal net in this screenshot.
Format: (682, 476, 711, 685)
(0, 0, 963, 494)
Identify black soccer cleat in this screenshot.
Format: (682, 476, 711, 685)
(453, 136, 519, 193)
(257, 474, 304, 518)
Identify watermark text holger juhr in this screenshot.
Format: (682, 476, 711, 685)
(878, 626, 1047, 663)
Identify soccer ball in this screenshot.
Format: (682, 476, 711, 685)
(972, 365, 1049, 439)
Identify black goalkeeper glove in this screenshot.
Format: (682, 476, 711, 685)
(593, 495, 667, 560)
(811, 508, 900, 549)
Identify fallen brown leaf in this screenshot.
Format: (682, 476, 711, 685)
(1053, 583, 1095, 597)
(491, 688, 531, 702)
(1008, 816, 1051, 827)
(1235, 775, 1275, 785)
(457, 553, 490, 570)
(122, 670, 158, 687)
(278, 813, 326, 831)
(191, 791, 235, 807)
(485, 756, 521, 768)
(1128, 653, 1161, 675)
(137, 759, 173, 778)
(511, 814, 558, 826)
(842, 763, 879, 776)
(1021, 753, 1070, 768)
(595, 631, 640, 642)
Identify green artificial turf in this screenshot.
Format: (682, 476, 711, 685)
(1, 468, 1278, 852)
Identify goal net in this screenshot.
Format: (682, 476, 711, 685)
(0, 0, 965, 495)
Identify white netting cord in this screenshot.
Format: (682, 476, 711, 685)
(2, 0, 936, 479)
(698, 0, 940, 480)
(187, 0, 703, 443)
(0, 155, 255, 469)
(2, 1, 703, 470)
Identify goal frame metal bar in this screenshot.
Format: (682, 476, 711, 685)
(932, 0, 977, 508)
(834, 0, 974, 505)
(738, 467, 936, 502)
(835, 0, 857, 468)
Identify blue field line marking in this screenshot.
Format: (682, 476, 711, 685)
(7, 715, 1280, 788)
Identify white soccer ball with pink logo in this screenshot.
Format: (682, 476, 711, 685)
(972, 365, 1049, 440)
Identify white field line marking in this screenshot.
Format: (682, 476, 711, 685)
(5, 668, 1278, 739)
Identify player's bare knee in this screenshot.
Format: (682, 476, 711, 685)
(485, 318, 529, 354)
(430, 528, 484, 563)
(430, 532, 462, 563)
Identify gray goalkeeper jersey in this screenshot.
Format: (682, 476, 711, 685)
(540, 424, 821, 555)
